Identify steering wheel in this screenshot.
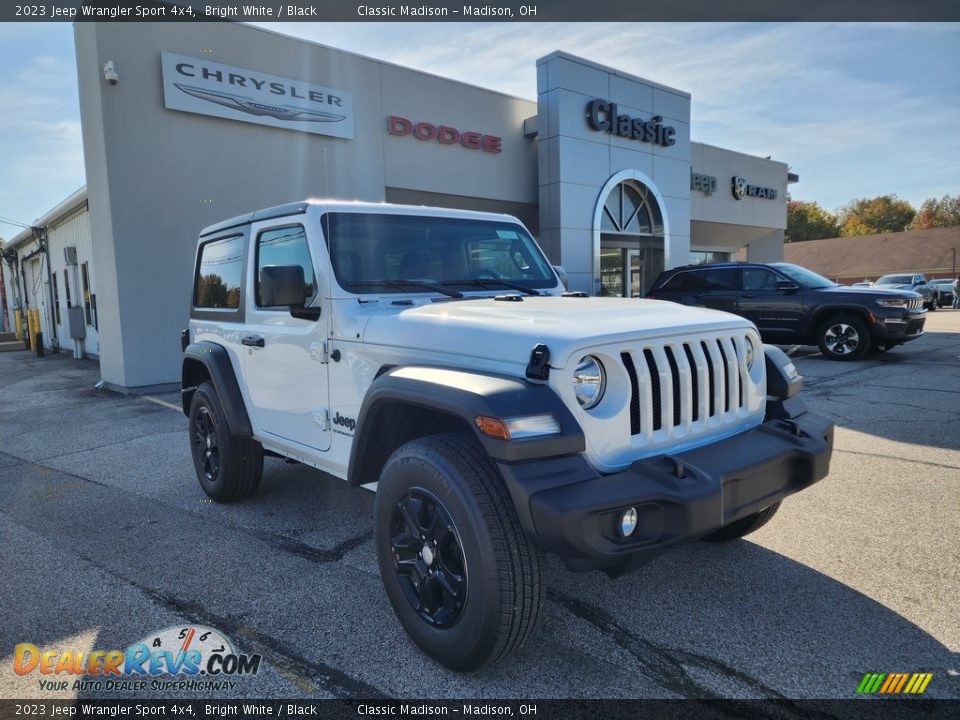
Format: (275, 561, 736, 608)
(472, 269, 502, 280)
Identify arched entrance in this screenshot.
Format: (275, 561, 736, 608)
(596, 178, 665, 297)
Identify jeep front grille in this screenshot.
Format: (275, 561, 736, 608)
(620, 335, 751, 439)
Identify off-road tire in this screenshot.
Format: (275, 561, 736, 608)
(374, 433, 542, 671)
(188, 381, 263, 502)
(702, 502, 782, 542)
(817, 314, 871, 360)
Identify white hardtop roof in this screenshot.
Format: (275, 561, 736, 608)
(199, 199, 521, 238)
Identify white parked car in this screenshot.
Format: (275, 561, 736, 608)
(181, 201, 834, 670)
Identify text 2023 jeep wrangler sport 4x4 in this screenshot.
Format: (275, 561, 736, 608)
(181, 200, 834, 671)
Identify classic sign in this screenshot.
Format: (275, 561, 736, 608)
(585, 99, 676, 147)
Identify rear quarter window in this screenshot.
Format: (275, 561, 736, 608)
(195, 235, 243, 309)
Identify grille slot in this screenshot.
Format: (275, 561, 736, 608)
(701, 340, 716, 417)
(664, 346, 682, 427)
(716, 339, 730, 413)
(683, 343, 699, 422)
(621, 352, 641, 436)
(642, 349, 662, 431)
(731, 340, 744, 408)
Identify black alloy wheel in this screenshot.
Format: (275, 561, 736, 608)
(193, 406, 220, 481)
(374, 434, 543, 670)
(390, 489, 468, 628)
(187, 382, 263, 502)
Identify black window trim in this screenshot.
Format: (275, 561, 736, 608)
(253, 222, 319, 311)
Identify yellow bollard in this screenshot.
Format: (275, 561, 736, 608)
(28, 309, 39, 351)
(14, 309, 23, 341)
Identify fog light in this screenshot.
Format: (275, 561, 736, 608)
(620, 507, 638, 537)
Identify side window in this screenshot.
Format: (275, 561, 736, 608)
(703, 268, 736, 290)
(256, 225, 316, 308)
(742, 267, 780, 292)
(195, 235, 243, 309)
(663, 270, 706, 291)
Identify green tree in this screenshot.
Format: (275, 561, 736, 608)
(837, 195, 916, 237)
(909, 195, 960, 230)
(786, 201, 841, 242)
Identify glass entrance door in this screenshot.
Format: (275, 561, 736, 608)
(596, 179, 665, 297)
(600, 244, 664, 297)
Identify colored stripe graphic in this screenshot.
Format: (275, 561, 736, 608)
(857, 672, 931, 694)
(893, 673, 910, 693)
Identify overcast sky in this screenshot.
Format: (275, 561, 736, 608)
(0, 21, 957, 239)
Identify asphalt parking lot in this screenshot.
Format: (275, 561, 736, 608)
(1, 312, 958, 700)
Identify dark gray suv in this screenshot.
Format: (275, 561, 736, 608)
(648, 262, 927, 360)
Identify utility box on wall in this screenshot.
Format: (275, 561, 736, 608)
(66, 306, 86, 340)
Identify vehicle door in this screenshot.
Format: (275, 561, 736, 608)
(737, 266, 804, 341)
(242, 222, 331, 451)
(655, 267, 737, 313)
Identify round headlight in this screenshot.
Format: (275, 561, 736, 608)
(573, 355, 606, 410)
(744, 336, 756, 370)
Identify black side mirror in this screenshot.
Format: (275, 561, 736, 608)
(775, 280, 799, 292)
(260, 265, 322, 320)
(260, 265, 306, 306)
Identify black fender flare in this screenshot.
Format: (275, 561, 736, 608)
(181, 342, 253, 437)
(347, 366, 585, 486)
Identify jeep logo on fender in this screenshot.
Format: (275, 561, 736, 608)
(333, 412, 357, 432)
(585, 100, 676, 147)
(387, 116, 502, 154)
(732, 176, 778, 200)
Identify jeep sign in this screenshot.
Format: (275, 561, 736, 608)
(691, 171, 717, 196)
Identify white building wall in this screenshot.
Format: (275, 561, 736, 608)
(45, 204, 100, 357)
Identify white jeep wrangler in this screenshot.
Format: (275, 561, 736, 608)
(181, 200, 833, 671)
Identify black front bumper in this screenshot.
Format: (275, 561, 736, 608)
(869, 308, 926, 345)
(498, 404, 834, 572)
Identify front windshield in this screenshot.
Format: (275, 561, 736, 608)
(323, 212, 557, 294)
(876, 274, 913, 285)
(771, 263, 837, 289)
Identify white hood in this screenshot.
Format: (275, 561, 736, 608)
(359, 296, 752, 366)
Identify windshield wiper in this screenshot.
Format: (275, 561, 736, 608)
(348, 280, 463, 298)
(442, 279, 540, 296)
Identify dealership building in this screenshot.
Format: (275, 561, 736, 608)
(1, 21, 794, 392)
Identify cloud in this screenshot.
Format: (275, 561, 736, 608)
(0, 29, 85, 226)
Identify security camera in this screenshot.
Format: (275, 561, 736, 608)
(103, 61, 118, 86)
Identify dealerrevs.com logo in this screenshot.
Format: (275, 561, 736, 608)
(13, 625, 262, 693)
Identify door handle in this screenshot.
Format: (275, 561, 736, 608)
(241, 335, 265, 348)
(741, 293, 756, 298)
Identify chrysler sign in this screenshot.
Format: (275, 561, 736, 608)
(160, 52, 354, 139)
